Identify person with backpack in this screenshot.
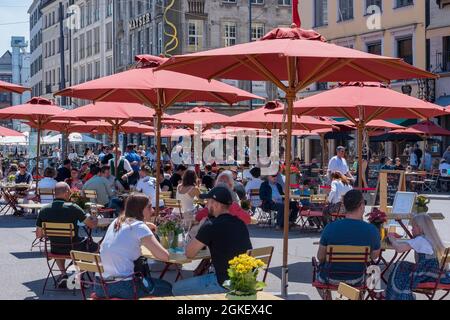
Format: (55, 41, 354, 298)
(109, 148, 134, 191)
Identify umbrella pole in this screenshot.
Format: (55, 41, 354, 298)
(114, 125, 119, 173)
(155, 107, 163, 216)
(36, 126, 41, 179)
(357, 122, 364, 188)
(282, 89, 295, 298)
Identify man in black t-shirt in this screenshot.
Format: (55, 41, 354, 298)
(55, 159, 72, 182)
(35, 182, 98, 288)
(201, 164, 216, 190)
(158, 169, 173, 193)
(172, 186, 252, 296)
(169, 164, 187, 188)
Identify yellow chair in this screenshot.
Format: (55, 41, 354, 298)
(336, 283, 361, 300)
(247, 247, 274, 283)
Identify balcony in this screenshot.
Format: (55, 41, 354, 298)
(188, 0, 206, 15)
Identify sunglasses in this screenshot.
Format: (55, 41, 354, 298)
(19, 167, 26, 169)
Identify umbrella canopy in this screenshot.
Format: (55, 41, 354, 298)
(55, 54, 260, 218)
(227, 101, 334, 131)
(42, 133, 102, 145)
(340, 119, 405, 131)
(0, 97, 67, 176)
(163, 106, 232, 130)
(0, 80, 29, 94)
(0, 126, 24, 137)
(388, 127, 428, 135)
(158, 25, 438, 297)
(409, 120, 450, 136)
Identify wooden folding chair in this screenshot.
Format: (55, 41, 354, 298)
(82, 189, 115, 217)
(163, 198, 183, 218)
(336, 283, 361, 300)
(423, 170, 440, 192)
(297, 194, 327, 230)
(247, 246, 274, 283)
(42, 222, 76, 294)
(37, 188, 55, 203)
(312, 245, 370, 300)
(160, 191, 173, 200)
(413, 247, 450, 300)
(70, 251, 142, 300)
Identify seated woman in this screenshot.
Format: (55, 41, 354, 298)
(176, 169, 200, 222)
(65, 168, 83, 190)
(386, 214, 449, 300)
(323, 172, 353, 225)
(96, 193, 172, 299)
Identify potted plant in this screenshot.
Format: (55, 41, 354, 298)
(223, 254, 266, 300)
(157, 213, 183, 250)
(415, 195, 430, 214)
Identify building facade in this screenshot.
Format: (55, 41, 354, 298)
(40, 0, 72, 106)
(299, 0, 428, 98)
(427, 0, 450, 146)
(0, 51, 13, 110)
(28, 0, 44, 99)
(11, 37, 32, 107)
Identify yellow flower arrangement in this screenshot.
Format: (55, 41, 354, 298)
(224, 254, 266, 297)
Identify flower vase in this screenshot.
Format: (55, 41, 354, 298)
(170, 232, 180, 250)
(160, 235, 169, 249)
(226, 293, 257, 301)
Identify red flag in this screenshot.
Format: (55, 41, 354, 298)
(292, 0, 301, 27)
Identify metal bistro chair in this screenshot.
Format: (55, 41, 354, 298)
(70, 251, 143, 300)
(251, 189, 276, 228)
(297, 194, 327, 230)
(162, 198, 183, 219)
(423, 169, 440, 192)
(160, 191, 173, 200)
(82, 189, 115, 217)
(36, 188, 55, 203)
(42, 222, 77, 294)
(413, 247, 450, 300)
(312, 245, 371, 300)
(247, 246, 274, 283)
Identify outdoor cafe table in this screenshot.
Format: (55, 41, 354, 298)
(141, 246, 211, 281)
(141, 291, 283, 300)
(0, 183, 31, 215)
(17, 203, 45, 211)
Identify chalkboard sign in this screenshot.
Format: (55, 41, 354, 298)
(372, 170, 406, 212)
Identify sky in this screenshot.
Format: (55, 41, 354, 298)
(0, 0, 33, 55)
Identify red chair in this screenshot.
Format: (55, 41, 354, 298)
(70, 250, 143, 300)
(312, 245, 371, 300)
(413, 247, 450, 300)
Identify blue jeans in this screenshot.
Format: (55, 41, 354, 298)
(94, 276, 172, 299)
(172, 274, 228, 296)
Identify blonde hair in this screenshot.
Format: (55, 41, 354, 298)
(412, 214, 446, 264)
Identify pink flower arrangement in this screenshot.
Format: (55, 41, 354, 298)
(367, 208, 387, 225)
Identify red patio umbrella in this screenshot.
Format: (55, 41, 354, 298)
(0, 97, 66, 176)
(268, 82, 446, 186)
(55, 55, 260, 215)
(162, 106, 232, 130)
(0, 126, 24, 137)
(158, 25, 437, 296)
(0, 80, 29, 94)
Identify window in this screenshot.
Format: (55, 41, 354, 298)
(87, 63, 93, 81)
(86, 0, 92, 25)
(316, 82, 328, 91)
(222, 0, 237, 3)
(94, 0, 100, 22)
(106, 56, 113, 76)
(137, 30, 143, 54)
(80, 5, 85, 28)
(145, 27, 151, 54)
(80, 65, 86, 83)
(80, 33, 85, 59)
(395, 0, 413, 8)
(367, 41, 382, 55)
(137, 0, 143, 14)
(106, 0, 113, 17)
(106, 23, 113, 51)
(73, 68, 78, 85)
(442, 36, 450, 72)
(87, 30, 93, 56)
(366, 0, 382, 12)
(157, 22, 163, 54)
(74, 38, 79, 62)
(52, 40, 55, 55)
(397, 37, 413, 65)
(314, 0, 328, 27)
(338, 0, 354, 21)
(94, 60, 101, 79)
(129, 0, 134, 18)
(94, 27, 100, 54)
(251, 0, 264, 4)
(129, 34, 135, 63)
(252, 23, 264, 41)
(223, 22, 237, 47)
(278, 0, 291, 5)
(188, 20, 203, 52)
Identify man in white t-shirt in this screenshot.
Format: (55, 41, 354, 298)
(136, 166, 164, 208)
(327, 146, 354, 182)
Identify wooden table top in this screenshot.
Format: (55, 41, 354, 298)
(387, 213, 445, 220)
(141, 292, 283, 300)
(17, 203, 45, 210)
(141, 246, 210, 265)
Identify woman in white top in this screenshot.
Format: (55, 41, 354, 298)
(323, 172, 353, 225)
(96, 193, 172, 299)
(176, 170, 200, 221)
(386, 214, 448, 300)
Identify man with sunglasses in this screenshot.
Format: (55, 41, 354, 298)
(15, 163, 32, 185)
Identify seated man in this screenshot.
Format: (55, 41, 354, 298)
(172, 186, 252, 296)
(82, 166, 113, 207)
(15, 162, 32, 185)
(259, 174, 299, 230)
(35, 182, 98, 288)
(316, 190, 381, 286)
(136, 165, 164, 208)
(201, 164, 216, 190)
(55, 159, 72, 182)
